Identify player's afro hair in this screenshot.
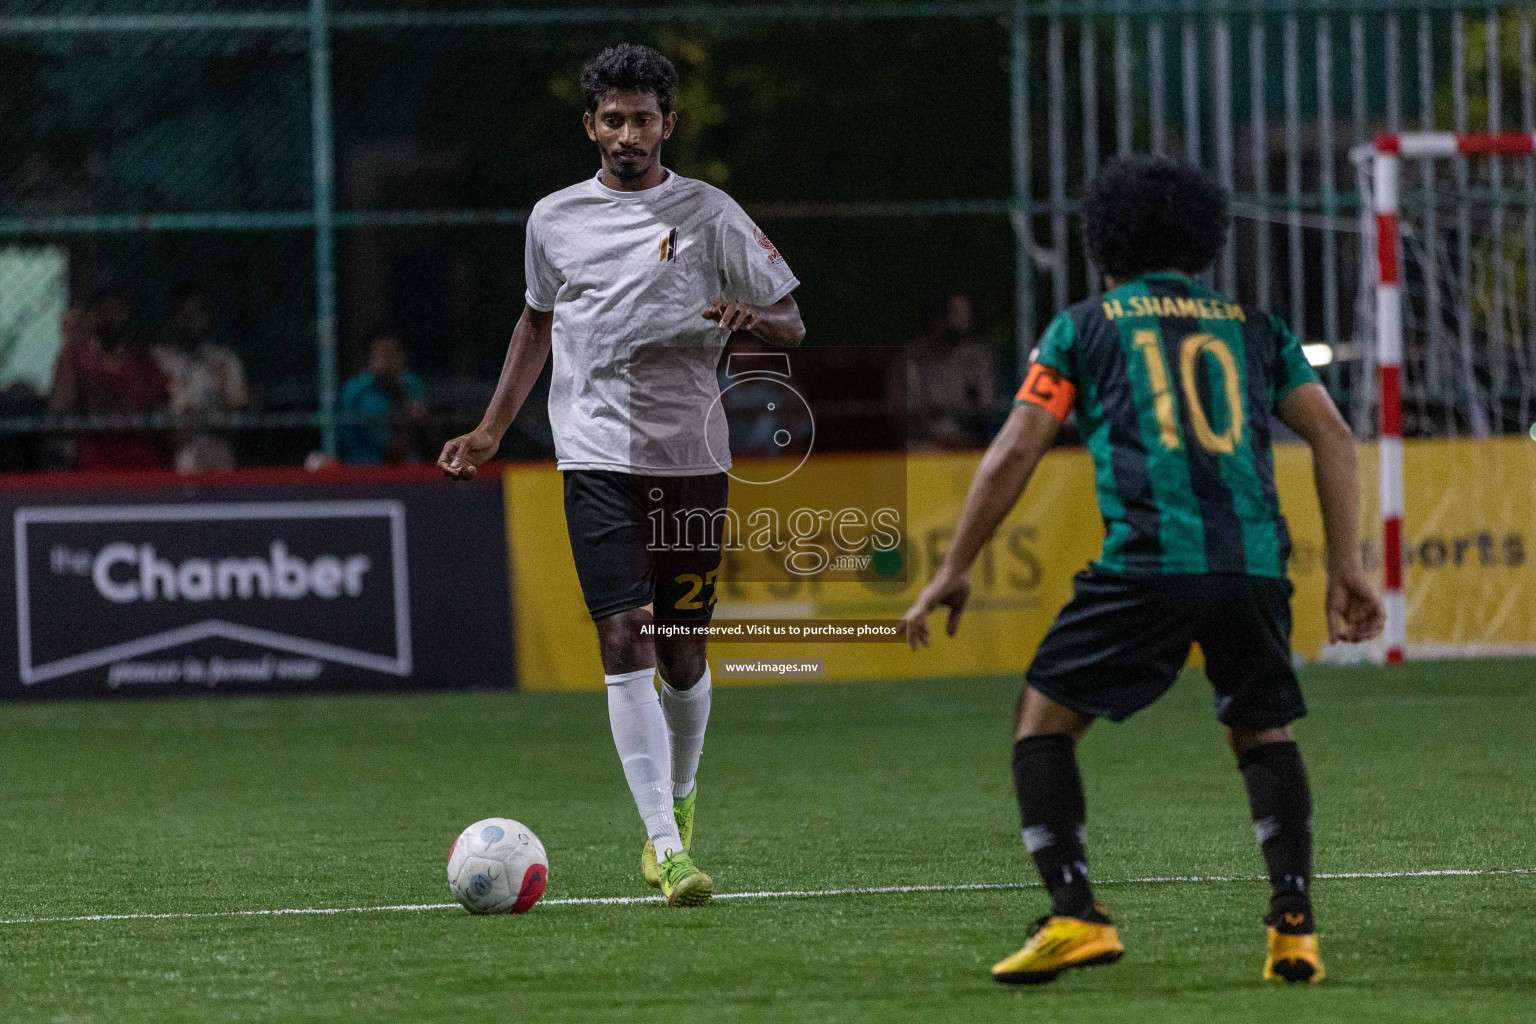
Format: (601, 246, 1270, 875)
(1081, 155, 1230, 282)
(580, 44, 679, 116)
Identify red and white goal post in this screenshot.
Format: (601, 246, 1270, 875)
(1368, 131, 1536, 664)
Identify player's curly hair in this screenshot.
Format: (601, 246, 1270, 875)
(1081, 155, 1229, 282)
(580, 44, 679, 116)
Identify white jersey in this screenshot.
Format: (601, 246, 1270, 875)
(524, 168, 799, 475)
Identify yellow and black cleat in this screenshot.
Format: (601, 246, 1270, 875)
(991, 907, 1124, 985)
(1263, 927, 1326, 984)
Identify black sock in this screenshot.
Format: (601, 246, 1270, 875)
(1013, 734, 1101, 920)
(1238, 740, 1315, 932)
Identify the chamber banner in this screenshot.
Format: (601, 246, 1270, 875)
(2, 474, 512, 697)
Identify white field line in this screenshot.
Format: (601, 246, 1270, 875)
(2, 866, 1530, 927)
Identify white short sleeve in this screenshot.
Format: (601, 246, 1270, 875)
(523, 207, 561, 312)
(716, 200, 799, 306)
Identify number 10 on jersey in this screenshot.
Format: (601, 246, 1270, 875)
(1132, 329, 1244, 456)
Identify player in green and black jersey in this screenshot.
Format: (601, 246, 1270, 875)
(901, 156, 1383, 986)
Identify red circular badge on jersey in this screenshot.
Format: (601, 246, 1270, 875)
(753, 227, 783, 263)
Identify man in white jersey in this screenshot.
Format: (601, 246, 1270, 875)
(438, 44, 804, 907)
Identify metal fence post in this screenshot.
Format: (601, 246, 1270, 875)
(1011, 0, 1036, 367)
(1181, 9, 1199, 164)
(1081, 2, 1101, 296)
(1318, 14, 1339, 389)
(1284, 10, 1304, 341)
(1250, 13, 1271, 310)
(1149, 16, 1166, 154)
(311, 0, 339, 455)
(1214, 12, 1235, 295)
(1523, 11, 1536, 430)
(1047, 8, 1068, 315)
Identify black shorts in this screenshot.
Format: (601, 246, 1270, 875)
(1026, 568, 1305, 729)
(562, 470, 728, 622)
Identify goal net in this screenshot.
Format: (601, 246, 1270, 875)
(1354, 132, 1536, 663)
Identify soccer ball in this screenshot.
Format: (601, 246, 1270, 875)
(446, 817, 548, 914)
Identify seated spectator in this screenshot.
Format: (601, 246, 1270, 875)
(907, 291, 998, 450)
(339, 329, 427, 465)
(49, 288, 171, 471)
(153, 287, 250, 473)
(0, 380, 45, 473)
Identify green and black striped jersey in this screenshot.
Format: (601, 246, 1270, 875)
(1015, 271, 1320, 578)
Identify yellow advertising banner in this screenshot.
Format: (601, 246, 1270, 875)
(505, 438, 1536, 690)
(1363, 437, 1536, 658)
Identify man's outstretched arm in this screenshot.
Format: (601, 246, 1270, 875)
(438, 304, 553, 480)
(900, 400, 1062, 648)
(1277, 382, 1385, 644)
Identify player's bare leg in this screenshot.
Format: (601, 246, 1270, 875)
(655, 638, 706, 689)
(1013, 684, 1094, 742)
(594, 606, 655, 674)
(1227, 722, 1324, 983)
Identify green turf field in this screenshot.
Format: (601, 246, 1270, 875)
(2, 660, 1533, 1023)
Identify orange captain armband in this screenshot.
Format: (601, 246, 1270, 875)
(1014, 362, 1077, 421)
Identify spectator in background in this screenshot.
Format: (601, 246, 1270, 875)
(49, 288, 171, 471)
(154, 287, 250, 473)
(339, 329, 427, 465)
(0, 379, 45, 473)
(907, 291, 998, 450)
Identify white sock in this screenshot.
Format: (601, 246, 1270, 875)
(660, 665, 712, 800)
(605, 668, 685, 860)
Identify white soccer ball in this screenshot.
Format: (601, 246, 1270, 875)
(446, 817, 548, 915)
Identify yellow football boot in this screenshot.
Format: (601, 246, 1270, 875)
(1263, 927, 1326, 984)
(991, 906, 1124, 984)
(657, 849, 712, 907)
(641, 788, 696, 888)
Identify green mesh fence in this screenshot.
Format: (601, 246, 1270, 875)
(0, 1, 1530, 471)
